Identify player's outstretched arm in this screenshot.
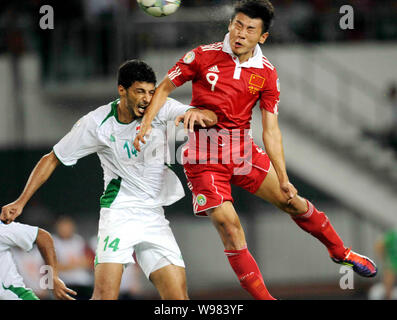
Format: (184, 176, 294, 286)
(261, 109, 297, 203)
(36, 228, 77, 300)
(0, 151, 60, 224)
(134, 77, 176, 151)
(175, 109, 218, 132)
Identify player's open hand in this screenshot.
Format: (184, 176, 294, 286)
(175, 109, 216, 132)
(0, 201, 24, 224)
(133, 122, 152, 152)
(52, 276, 77, 300)
(280, 181, 297, 204)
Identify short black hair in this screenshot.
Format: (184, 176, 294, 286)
(232, 0, 275, 33)
(117, 59, 157, 89)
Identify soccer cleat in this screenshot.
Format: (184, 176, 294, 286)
(331, 248, 378, 278)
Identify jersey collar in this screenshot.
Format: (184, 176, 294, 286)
(222, 33, 264, 69)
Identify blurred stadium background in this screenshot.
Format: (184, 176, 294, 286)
(1, 0, 397, 300)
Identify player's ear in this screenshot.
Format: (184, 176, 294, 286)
(118, 85, 126, 97)
(259, 32, 269, 44)
(228, 19, 233, 32)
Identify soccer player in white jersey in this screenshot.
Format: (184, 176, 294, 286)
(0, 220, 76, 300)
(0, 60, 217, 300)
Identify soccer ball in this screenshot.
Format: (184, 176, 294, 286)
(137, 0, 181, 17)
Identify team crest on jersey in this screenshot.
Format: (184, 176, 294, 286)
(196, 194, 207, 206)
(183, 51, 195, 64)
(248, 74, 266, 95)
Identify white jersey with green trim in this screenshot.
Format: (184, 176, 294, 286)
(53, 98, 190, 210)
(0, 221, 38, 298)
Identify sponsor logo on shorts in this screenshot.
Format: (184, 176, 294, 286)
(196, 194, 207, 206)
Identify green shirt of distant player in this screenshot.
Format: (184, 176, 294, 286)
(384, 230, 397, 271)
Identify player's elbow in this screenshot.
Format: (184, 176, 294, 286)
(42, 151, 60, 167)
(36, 228, 54, 248)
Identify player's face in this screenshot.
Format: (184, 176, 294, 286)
(228, 13, 269, 62)
(125, 81, 156, 118)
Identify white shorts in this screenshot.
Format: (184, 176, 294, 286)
(0, 272, 38, 300)
(0, 285, 38, 300)
(95, 207, 185, 278)
(0, 251, 39, 300)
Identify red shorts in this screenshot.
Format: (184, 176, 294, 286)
(182, 140, 271, 216)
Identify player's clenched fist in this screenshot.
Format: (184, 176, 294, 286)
(133, 122, 152, 152)
(1, 201, 24, 224)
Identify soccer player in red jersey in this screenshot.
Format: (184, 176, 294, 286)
(134, 0, 377, 299)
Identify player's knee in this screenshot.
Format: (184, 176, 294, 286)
(175, 280, 189, 300)
(91, 285, 118, 300)
(162, 288, 189, 300)
(158, 278, 189, 300)
(93, 292, 118, 300)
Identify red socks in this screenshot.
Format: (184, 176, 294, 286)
(224, 201, 345, 300)
(292, 200, 347, 259)
(225, 247, 276, 300)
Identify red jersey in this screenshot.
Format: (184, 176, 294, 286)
(168, 33, 280, 131)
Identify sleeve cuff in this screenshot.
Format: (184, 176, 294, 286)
(28, 227, 39, 252)
(52, 148, 75, 167)
(167, 74, 182, 88)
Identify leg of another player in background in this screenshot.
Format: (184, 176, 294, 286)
(149, 264, 189, 300)
(254, 162, 347, 259)
(91, 263, 123, 300)
(383, 269, 396, 300)
(209, 201, 275, 300)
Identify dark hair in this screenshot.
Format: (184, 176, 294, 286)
(232, 0, 275, 33)
(117, 59, 157, 89)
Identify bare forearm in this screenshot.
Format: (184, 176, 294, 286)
(143, 77, 175, 125)
(36, 229, 59, 276)
(17, 152, 59, 207)
(263, 129, 289, 183)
